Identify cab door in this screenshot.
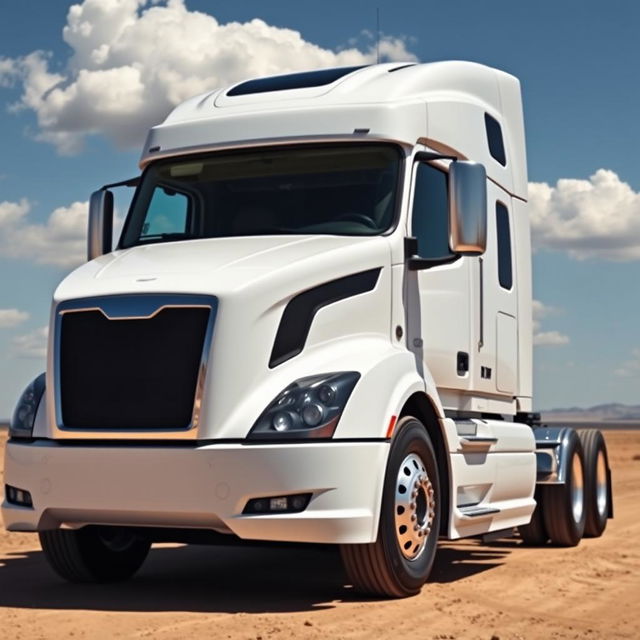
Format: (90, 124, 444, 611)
(404, 159, 474, 397)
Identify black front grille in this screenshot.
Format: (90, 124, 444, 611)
(60, 307, 210, 429)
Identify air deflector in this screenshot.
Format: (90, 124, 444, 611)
(227, 66, 367, 97)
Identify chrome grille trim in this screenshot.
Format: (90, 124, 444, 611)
(51, 294, 217, 438)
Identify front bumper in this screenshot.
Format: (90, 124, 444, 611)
(2, 439, 389, 544)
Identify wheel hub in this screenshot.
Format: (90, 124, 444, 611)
(394, 452, 435, 560)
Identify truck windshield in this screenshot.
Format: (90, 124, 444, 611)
(120, 143, 400, 248)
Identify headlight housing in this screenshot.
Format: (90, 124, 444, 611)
(10, 373, 46, 440)
(248, 372, 360, 440)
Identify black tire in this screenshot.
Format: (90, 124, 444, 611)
(542, 431, 586, 546)
(340, 416, 441, 598)
(577, 429, 610, 537)
(39, 526, 151, 583)
(518, 487, 549, 545)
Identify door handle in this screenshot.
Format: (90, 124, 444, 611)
(459, 436, 497, 451)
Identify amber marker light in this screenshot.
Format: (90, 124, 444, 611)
(386, 415, 398, 439)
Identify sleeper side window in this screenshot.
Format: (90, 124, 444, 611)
(485, 113, 507, 166)
(411, 163, 454, 260)
(496, 202, 513, 289)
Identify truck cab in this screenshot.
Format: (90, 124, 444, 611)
(3, 62, 611, 597)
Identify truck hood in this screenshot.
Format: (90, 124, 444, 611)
(49, 233, 393, 441)
(55, 234, 391, 301)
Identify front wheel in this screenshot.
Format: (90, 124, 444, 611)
(340, 417, 441, 598)
(39, 526, 151, 583)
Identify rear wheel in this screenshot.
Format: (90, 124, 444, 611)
(542, 432, 586, 546)
(578, 429, 610, 537)
(39, 526, 151, 583)
(340, 417, 441, 598)
(518, 487, 549, 545)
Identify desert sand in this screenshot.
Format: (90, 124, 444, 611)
(1, 429, 638, 639)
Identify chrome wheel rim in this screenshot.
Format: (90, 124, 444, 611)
(394, 453, 435, 561)
(571, 452, 584, 524)
(596, 450, 608, 518)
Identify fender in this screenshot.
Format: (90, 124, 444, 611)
(532, 426, 580, 485)
(333, 347, 443, 440)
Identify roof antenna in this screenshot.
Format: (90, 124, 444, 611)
(376, 7, 380, 64)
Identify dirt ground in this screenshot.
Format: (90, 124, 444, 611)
(1, 430, 638, 640)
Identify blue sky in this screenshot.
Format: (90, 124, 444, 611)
(0, 0, 639, 417)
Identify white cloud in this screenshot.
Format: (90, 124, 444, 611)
(0, 198, 88, 267)
(614, 348, 640, 378)
(532, 299, 554, 321)
(529, 169, 640, 261)
(0, 57, 18, 87)
(532, 299, 569, 347)
(533, 330, 570, 347)
(3, 0, 416, 154)
(0, 309, 30, 329)
(11, 326, 48, 359)
(0, 198, 31, 225)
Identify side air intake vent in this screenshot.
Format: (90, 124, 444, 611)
(227, 66, 367, 97)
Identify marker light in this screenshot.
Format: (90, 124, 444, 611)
(248, 372, 360, 440)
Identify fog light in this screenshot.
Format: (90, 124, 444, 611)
(269, 497, 288, 511)
(252, 499, 267, 512)
(290, 495, 308, 511)
(5, 484, 33, 508)
(243, 492, 312, 515)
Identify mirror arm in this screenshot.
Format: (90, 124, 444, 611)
(404, 236, 419, 260)
(101, 176, 139, 190)
(407, 255, 459, 271)
(404, 237, 459, 271)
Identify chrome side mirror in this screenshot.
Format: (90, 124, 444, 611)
(88, 189, 113, 261)
(449, 161, 487, 255)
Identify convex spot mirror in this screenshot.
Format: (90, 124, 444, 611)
(449, 160, 487, 256)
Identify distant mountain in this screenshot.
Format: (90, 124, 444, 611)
(541, 403, 640, 422)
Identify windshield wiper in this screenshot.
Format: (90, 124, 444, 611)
(135, 232, 200, 245)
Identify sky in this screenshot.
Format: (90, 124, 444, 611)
(0, 0, 639, 417)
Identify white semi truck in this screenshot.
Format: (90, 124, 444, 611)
(3, 62, 612, 597)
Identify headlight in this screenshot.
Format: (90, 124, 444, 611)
(10, 373, 46, 440)
(247, 372, 360, 440)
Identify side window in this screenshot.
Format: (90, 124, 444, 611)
(496, 202, 513, 289)
(141, 187, 190, 238)
(485, 113, 507, 166)
(411, 163, 454, 259)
